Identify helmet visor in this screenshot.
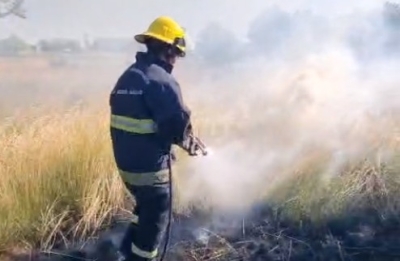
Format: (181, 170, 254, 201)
(172, 37, 186, 57)
(173, 27, 195, 57)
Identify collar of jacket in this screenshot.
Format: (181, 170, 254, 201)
(135, 51, 174, 74)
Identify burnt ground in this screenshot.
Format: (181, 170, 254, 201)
(4, 202, 400, 261)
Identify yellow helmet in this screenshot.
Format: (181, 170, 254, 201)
(134, 16, 186, 56)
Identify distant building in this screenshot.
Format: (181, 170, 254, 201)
(91, 37, 134, 53)
(36, 38, 82, 53)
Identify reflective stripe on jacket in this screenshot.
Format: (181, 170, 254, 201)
(110, 114, 157, 134)
(109, 51, 192, 186)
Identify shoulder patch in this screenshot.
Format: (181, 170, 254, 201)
(147, 64, 174, 84)
(129, 67, 150, 84)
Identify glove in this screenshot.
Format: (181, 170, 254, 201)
(179, 135, 206, 156)
(179, 135, 202, 156)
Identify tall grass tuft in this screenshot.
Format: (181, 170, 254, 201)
(0, 105, 125, 250)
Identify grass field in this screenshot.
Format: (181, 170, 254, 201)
(1, 54, 400, 260)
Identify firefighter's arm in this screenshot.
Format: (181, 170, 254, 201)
(143, 80, 192, 145)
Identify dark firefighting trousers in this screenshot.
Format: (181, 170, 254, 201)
(119, 183, 170, 261)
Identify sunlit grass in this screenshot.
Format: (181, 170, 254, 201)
(1, 101, 399, 253)
(1, 56, 400, 257)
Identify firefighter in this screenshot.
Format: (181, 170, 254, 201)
(109, 16, 203, 261)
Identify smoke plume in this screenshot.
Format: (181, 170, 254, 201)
(175, 2, 400, 217)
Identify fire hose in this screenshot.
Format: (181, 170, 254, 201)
(159, 135, 209, 261)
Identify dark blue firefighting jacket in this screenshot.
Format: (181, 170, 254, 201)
(109, 51, 192, 186)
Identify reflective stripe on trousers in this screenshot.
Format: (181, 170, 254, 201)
(119, 169, 170, 186)
(131, 214, 139, 224)
(110, 114, 157, 134)
(131, 243, 158, 259)
(130, 215, 159, 259)
(121, 214, 158, 260)
(120, 184, 170, 261)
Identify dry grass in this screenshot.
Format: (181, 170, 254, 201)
(0, 105, 124, 250)
(0, 101, 227, 252)
(1, 55, 400, 259)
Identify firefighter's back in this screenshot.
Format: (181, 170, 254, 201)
(109, 54, 172, 177)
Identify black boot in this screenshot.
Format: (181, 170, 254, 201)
(92, 238, 123, 261)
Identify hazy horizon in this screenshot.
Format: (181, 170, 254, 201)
(0, 0, 386, 42)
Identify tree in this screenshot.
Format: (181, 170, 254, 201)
(247, 6, 293, 56)
(383, 1, 400, 30)
(0, 35, 31, 56)
(195, 22, 245, 66)
(382, 2, 400, 56)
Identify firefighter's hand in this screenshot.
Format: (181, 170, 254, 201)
(179, 135, 207, 156)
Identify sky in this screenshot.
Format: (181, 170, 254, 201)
(0, 0, 386, 42)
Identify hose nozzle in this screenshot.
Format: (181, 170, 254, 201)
(190, 135, 209, 156)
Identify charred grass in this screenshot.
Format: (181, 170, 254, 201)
(1, 56, 400, 260)
(1, 104, 400, 261)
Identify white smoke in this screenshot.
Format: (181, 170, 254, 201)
(175, 2, 400, 215)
